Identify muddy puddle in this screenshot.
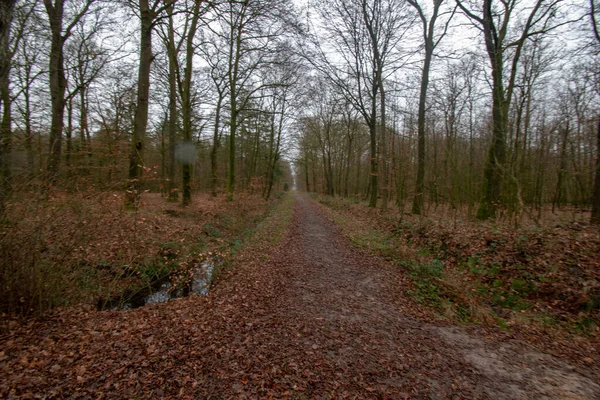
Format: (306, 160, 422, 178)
(97, 261, 217, 311)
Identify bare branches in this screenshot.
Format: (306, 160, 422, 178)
(591, 0, 600, 45)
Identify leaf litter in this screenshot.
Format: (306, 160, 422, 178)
(1, 193, 599, 398)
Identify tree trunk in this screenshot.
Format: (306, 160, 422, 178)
(477, 65, 508, 219)
(228, 106, 237, 201)
(344, 132, 353, 198)
(590, 118, 600, 224)
(127, 0, 153, 208)
(79, 86, 91, 169)
(412, 35, 433, 215)
(65, 97, 72, 170)
(211, 93, 223, 197)
(475, 0, 512, 220)
(368, 104, 378, 207)
(263, 113, 276, 199)
(180, 1, 201, 206)
(379, 82, 388, 210)
(553, 122, 569, 213)
(304, 155, 310, 192)
(24, 89, 34, 178)
(45, 0, 67, 188)
(166, 6, 178, 201)
(227, 9, 244, 202)
(0, 0, 14, 220)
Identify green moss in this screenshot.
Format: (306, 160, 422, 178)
(202, 223, 223, 238)
(493, 293, 531, 311)
(510, 277, 534, 294)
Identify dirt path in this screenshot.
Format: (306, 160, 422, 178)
(1, 193, 599, 399)
(271, 194, 600, 399)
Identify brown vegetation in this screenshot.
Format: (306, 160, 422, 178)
(0, 189, 275, 318)
(315, 194, 600, 338)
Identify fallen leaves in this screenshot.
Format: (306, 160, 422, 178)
(1, 193, 598, 399)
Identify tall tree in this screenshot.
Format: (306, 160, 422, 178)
(306, 0, 411, 207)
(408, 0, 454, 215)
(590, 0, 600, 224)
(210, 0, 291, 200)
(0, 0, 17, 220)
(43, 0, 97, 187)
(456, 0, 563, 219)
(13, 4, 46, 179)
(177, 0, 204, 206)
(126, 0, 175, 207)
(160, 3, 178, 200)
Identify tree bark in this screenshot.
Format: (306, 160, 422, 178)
(591, 118, 600, 224)
(65, 97, 72, 170)
(180, 1, 201, 206)
(0, 0, 14, 220)
(226, 2, 244, 202)
(127, 0, 154, 207)
(44, 0, 68, 187)
(409, 0, 443, 215)
(368, 94, 378, 208)
(166, 5, 178, 201)
(79, 86, 91, 169)
(411, 42, 431, 215)
(476, 49, 508, 219)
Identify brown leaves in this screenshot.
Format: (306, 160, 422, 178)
(2, 193, 598, 398)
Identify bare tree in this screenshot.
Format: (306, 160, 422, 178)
(590, 0, 600, 224)
(209, 0, 292, 200)
(125, 0, 175, 207)
(0, 0, 17, 219)
(456, 0, 565, 219)
(408, 0, 455, 215)
(43, 0, 98, 188)
(306, 0, 412, 207)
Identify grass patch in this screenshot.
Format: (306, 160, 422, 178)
(211, 191, 295, 280)
(404, 260, 444, 307)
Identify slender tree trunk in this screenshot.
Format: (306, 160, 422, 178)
(265, 120, 282, 201)
(227, 9, 244, 202)
(368, 106, 378, 207)
(590, 118, 600, 224)
(0, 0, 13, 220)
(412, 37, 433, 215)
(380, 83, 388, 210)
(553, 122, 569, 213)
(24, 91, 34, 178)
(304, 155, 310, 192)
(228, 106, 237, 201)
(211, 93, 223, 197)
(166, 7, 178, 201)
(344, 133, 353, 198)
(65, 97, 72, 170)
(79, 86, 91, 169)
(355, 144, 361, 197)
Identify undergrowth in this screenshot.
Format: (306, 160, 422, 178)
(313, 194, 600, 336)
(0, 189, 279, 318)
(210, 191, 294, 281)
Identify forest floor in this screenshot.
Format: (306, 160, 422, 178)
(1, 192, 600, 398)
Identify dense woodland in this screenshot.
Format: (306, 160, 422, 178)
(0, 0, 599, 316)
(0, 0, 598, 218)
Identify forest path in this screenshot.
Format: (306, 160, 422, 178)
(1, 193, 599, 399)
(236, 192, 600, 399)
